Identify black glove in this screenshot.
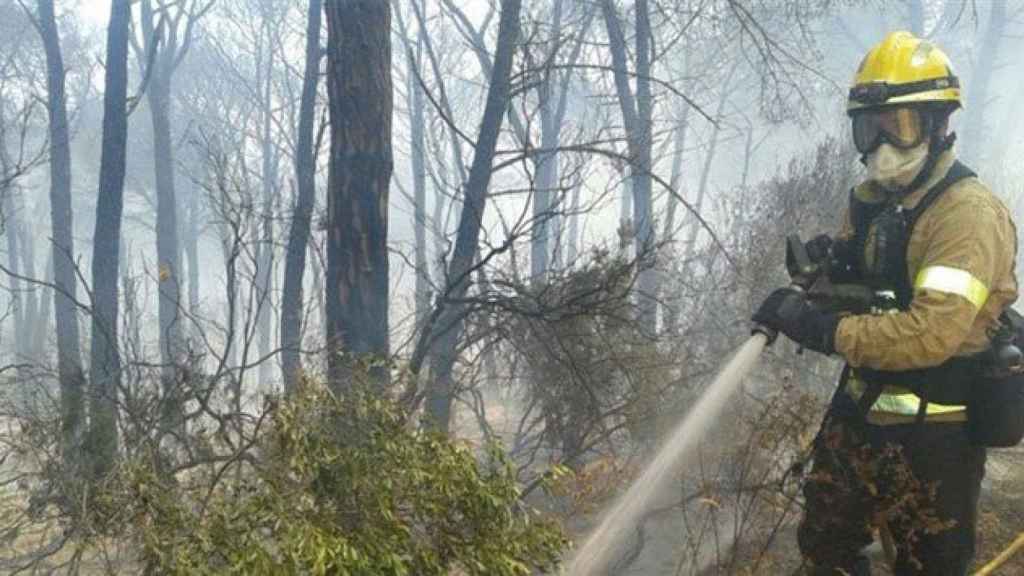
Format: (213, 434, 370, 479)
(752, 287, 839, 354)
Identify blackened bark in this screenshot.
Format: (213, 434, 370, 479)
(30, 251, 54, 359)
(527, 1, 595, 277)
(633, 0, 655, 331)
(421, 0, 521, 433)
(602, 0, 656, 332)
(566, 182, 581, 265)
(88, 0, 131, 478)
(185, 176, 199, 319)
(394, 0, 432, 329)
(20, 222, 40, 352)
(281, 0, 323, 394)
(409, 27, 430, 330)
(257, 80, 277, 390)
(2, 191, 25, 360)
(139, 0, 186, 431)
(529, 0, 565, 282)
(324, 0, 393, 391)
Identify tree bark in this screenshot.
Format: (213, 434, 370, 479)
(392, 0, 429, 329)
(324, 0, 393, 391)
(256, 68, 277, 391)
(420, 0, 522, 433)
(602, 0, 656, 332)
(139, 0, 190, 432)
(2, 190, 25, 361)
(566, 181, 581, 265)
(411, 71, 429, 330)
(88, 0, 131, 479)
(185, 175, 199, 320)
(529, 0, 565, 282)
(281, 0, 322, 394)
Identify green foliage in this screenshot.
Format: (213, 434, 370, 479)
(115, 381, 566, 575)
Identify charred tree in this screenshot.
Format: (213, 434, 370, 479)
(87, 0, 131, 478)
(36, 0, 86, 469)
(602, 0, 656, 333)
(324, 0, 393, 391)
(256, 66, 278, 391)
(281, 0, 323, 394)
(419, 0, 522, 433)
(393, 0, 433, 330)
(136, 0, 207, 430)
(410, 36, 429, 330)
(2, 190, 25, 361)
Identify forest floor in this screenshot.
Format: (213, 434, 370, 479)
(975, 443, 1024, 574)
(555, 439, 1024, 575)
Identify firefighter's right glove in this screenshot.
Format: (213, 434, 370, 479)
(752, 288, 839, 355)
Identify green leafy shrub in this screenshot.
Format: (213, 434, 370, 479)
(115, 380, 566, 575)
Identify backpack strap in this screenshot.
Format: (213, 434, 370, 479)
(891, 160, 977, 308)
(903, 160, 976, 232)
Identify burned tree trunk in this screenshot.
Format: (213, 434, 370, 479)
(324, 0, 393, 391)
(137, 0, 207, 431)
(602, 0, 657, 333)
(281, 0, 323, 394)
(35, 0, 86, 458)
(408, 23, 430, 330)
(88, 0, 131, 478)
(419, 0, 522, 433)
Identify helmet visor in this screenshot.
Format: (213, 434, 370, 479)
(852, 107, 928, 154)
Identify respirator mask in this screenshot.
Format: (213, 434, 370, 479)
(852, 106, 932, 191)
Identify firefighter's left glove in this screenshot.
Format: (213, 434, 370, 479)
(752, 288, 839, 354)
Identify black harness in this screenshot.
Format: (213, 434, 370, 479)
(844, 161, 977, 421)
(849, 160, 976, 309)
(820, 159, 1023, 447)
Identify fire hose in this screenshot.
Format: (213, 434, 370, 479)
(974, 532, 1024, 575)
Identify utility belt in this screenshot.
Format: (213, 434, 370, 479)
(836, 308, 1024, 447)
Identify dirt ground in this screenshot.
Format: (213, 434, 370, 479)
(974, 444, 1024, 575)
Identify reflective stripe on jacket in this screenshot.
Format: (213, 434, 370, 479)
(835, 151, 1019, 420)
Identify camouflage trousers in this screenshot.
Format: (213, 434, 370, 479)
(798, 393, 986, 576)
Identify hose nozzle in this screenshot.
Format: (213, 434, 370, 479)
(752, 323, 779, 345)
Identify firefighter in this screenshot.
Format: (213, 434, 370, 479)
(752, 31, 1019, 575)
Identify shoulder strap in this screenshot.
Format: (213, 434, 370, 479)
(849, 186, 886, 236)
(889, 160, 977, 308)
(904, 160, 976, 232)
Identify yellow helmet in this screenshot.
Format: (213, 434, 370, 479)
(848, 31, 961, 114)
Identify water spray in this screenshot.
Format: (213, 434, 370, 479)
(567, 332, 771, 575)
(567, 236, 828, 575)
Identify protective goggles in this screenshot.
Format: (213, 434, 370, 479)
(851, 107, 931, 154)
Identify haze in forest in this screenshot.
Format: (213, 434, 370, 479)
(0, 0, 1022, 574)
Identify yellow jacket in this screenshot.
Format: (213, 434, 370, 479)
(834, 151, 1019, 420)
